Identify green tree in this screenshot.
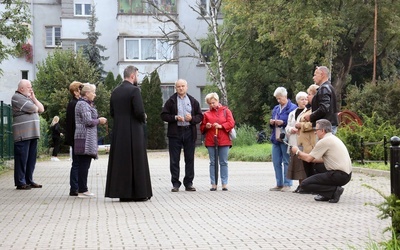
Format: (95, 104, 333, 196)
(141, 70, 166, 149)
(104, 71, 116, 91)
(33, 49, 103, 130)
(0, 0, 31, 73)
(82, 5, 108, 79)
(220, 4, 305, 129)
(115, 74, 123, 85)
(224, 0, 400, 109)
(345, 79, 400, 126)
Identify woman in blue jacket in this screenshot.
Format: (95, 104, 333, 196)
(269, 87, 297, 192)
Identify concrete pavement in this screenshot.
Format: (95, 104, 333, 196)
(0, 151, 392, 249)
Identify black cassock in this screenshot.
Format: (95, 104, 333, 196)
(105, 81, 153, 200)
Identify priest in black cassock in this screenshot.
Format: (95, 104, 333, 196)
(105, 65, 152, 202)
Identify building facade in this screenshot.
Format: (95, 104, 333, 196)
(0, 0, 211, 109)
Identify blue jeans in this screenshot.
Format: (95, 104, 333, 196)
(272, 142, 292, 187)
(207, 146, 229, 185)
(14, 139, 38, 186)
(168, 127, 195, 188)
(70, 147, 79, 193)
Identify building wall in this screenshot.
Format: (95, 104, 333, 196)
(0, 0, 210, 105)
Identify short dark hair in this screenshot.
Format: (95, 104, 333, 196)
(316, 119, 332, 133)
(123, 65, 138, 79)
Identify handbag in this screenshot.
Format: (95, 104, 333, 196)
(229, 128, 237, 140)
(223, 109, 236, 140)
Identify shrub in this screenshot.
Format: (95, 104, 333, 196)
(337, 112, 400, 161)
(233, 124, 257, 146)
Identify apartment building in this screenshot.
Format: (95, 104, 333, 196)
(0, 0, 211, 108)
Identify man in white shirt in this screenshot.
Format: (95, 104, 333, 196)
(291, 119, 352, 203)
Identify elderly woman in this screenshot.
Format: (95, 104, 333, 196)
(285, 91, 309, 193)
(200, 92, 235, 191)
(74, 83, 107, 198)
(269, 87, 297, 192)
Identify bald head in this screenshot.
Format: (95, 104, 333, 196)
(18, 79, 32, 97)
(175, 79, 188, 97)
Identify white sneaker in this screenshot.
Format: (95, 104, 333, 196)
(281, 186, 291, 192)
(78, 192, 95, 198)
(51, 157, 60, 161)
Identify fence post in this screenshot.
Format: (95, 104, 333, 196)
(0, 101, 3, 159)
(360, 137, 364, 165)
(390, 136, 400, 198)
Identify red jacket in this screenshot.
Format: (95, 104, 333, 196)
(200, 105, 235, 147)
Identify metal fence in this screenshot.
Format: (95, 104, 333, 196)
(0, 101, 13, 162)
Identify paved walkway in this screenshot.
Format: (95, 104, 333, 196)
(0, 151, 392, 250)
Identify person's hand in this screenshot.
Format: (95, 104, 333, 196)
(291, 146, 299, 154)
(275, 119, 284, 126)
(270, 119, 275, 125)
(206, 122, 212, 129)
(60, 133, 64, 137)
(304, 114, 310, 122)
(213, 123, 222, 129)
(184, 113, 192, 122)
(176, 115, 184, 122)
(99, 117, 107, 124)
(291, 128, 298, 134)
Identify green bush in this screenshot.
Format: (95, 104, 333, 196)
(38, 116, 49, 156)
(233, 124, 258, 146)
(337, 112, 400, 161)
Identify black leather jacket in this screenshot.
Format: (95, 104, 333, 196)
(310, 81, 339, 127)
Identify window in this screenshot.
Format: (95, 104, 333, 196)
(45, 27, 61, 47)
(161, 85, 175, 105)
(75, 41, 89, 52)
(200, 0, 209, 16)
(200, 88, 208, 109)
(21, 71, 28, 80)
(118, 0, 177, 14)
(125, 38, 174, 61)
(75, 3, 92, 16)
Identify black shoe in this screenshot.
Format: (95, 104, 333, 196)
(222, 188, 228, 191)
(171, 187, 179, 192)
(16, 185, 31, 190)
(314, 194, 330, 202)
(69, 191, 78, 196)
(30, 183, 42, 188)
(298, 188, 312, 194)
(292, 186, 300, 193)
(185, 186, 196, 191)
(210, 187, 217, 191)
(329, 187, 344, 203)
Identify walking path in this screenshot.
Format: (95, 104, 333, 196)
(0, 151, 392, 249)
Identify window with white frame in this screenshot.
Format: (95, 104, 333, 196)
(161, 85, 175, 105)
(45, 26, 61, 47)
(125, 38, 173, 61)
(75, 41, 89, 52)
(75, 2, 92, 16)
(200, 88, 209, 109)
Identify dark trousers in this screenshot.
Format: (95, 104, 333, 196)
(52, 137, 60, 157)
(76, 155, 92, 193)
(70, 147, 79, 192)
(301, 170, 352, 199)
(14, 139, 38, 186)
(168, 127, 195, 188)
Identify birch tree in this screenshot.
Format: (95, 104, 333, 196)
(146, 0, 237, 105)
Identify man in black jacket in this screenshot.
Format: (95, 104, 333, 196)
(304, 66, 339, 134)
(161, 79, 203, 192)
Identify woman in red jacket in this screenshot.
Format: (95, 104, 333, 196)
(200, 93, 235, 191)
